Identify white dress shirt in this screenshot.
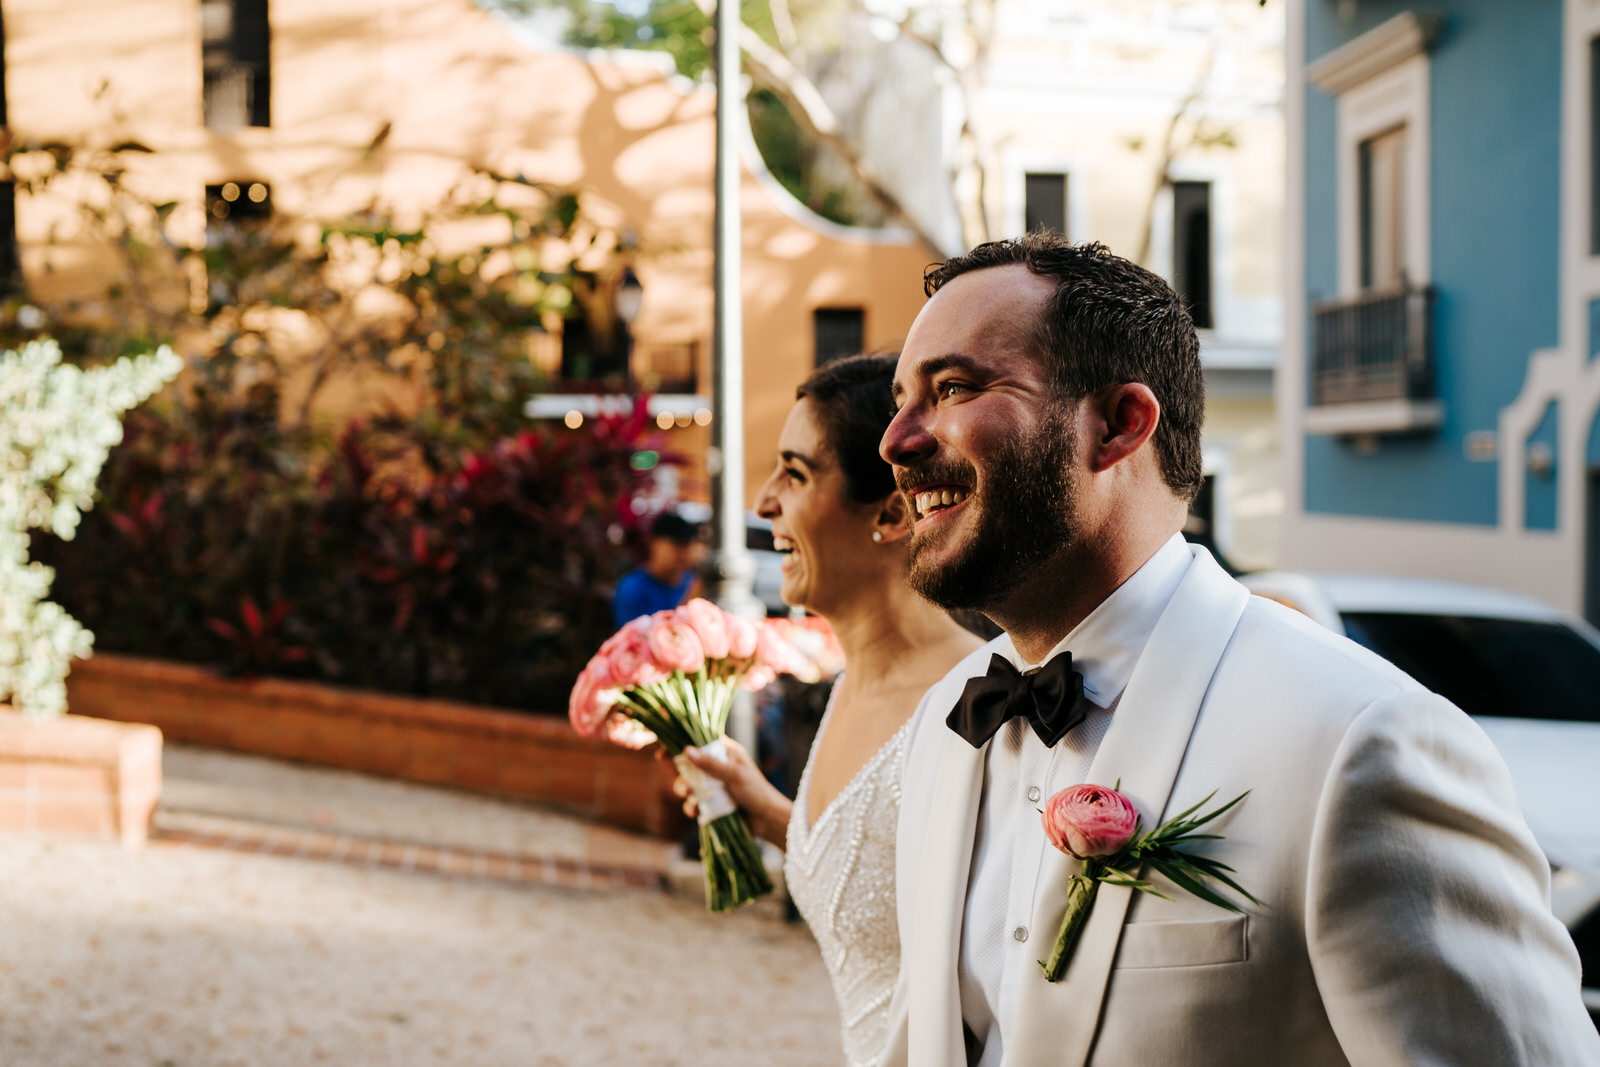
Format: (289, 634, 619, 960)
(955, 534, 1193, 1067)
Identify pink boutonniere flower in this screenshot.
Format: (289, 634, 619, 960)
(1037, 784, 1258, 982)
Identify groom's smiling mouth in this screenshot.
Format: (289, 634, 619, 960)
(909, 486, 971, 524)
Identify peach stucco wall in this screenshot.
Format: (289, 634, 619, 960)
(6, 0, 936, 505)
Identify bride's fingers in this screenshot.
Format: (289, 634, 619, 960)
(671, 776, 690, 798)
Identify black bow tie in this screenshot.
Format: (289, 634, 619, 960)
(947, 652, 1090, 749)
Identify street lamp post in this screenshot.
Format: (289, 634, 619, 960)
(711, 0, 762, 752)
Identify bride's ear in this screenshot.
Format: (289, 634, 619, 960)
(873, 492, 911, 544)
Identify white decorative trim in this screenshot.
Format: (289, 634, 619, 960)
(1307, 12, 1443, 96)
(1335, 56, 1431, 295)
(1305, 399, 1443, 436)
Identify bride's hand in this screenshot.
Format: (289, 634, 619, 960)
(673, 738, 793, 849)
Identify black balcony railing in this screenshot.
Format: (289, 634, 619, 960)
(1311, 284, 1435, 407)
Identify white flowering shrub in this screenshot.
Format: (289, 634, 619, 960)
(0, 340, 183, 718)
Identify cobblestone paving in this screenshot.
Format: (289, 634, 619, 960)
(0, 747, 841, 1067)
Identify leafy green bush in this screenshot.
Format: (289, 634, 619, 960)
(11, 133, 667, 711)
(37, 397, 662, 709)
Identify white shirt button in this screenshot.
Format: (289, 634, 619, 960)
(1013, 926, 1029, 943)
(1026, 786, 1041, 803)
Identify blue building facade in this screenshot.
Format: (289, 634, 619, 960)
(1282, 0, 1600, 617)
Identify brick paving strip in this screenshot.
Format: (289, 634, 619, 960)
(149, 813, 671, 892)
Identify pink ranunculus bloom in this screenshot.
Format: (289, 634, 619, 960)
(648, 618, 707, 675)
(608, 629, 666, 688)
(726, 613, 760, 660)
(677, 598, 731, 660)
(740, 664, 777, 692)
(755, 619, 801, 674)
(1041, 784, 1140, 860)
(568, 667, 616, 737)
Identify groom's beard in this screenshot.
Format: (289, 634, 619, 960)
(901, 414, 1078, 614)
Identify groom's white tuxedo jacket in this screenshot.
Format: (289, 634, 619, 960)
(883, 546, 1599, 1066)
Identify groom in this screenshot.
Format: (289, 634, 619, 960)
(877, 234, 1598, 1065)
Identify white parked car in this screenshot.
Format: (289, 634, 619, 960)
(1240, 571, 1600, 1017)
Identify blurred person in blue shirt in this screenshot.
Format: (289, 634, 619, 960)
(612, 512, 706, 627)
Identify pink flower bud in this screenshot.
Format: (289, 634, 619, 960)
(726, 614, 759, 660)
(647, 618, 706, 675)
(1041, 784, 1139, 859)
(607, 630, 665, 687)
(677, 598, 731, 660)
(567, 667, 616, 737)
(740, 664, 777, 692)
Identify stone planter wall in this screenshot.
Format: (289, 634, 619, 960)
(65, 654, 685, 840)
(0, 711, 163, 847)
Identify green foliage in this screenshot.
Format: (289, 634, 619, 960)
(7, 135, 665, 710)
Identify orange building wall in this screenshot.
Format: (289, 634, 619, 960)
(5, 0, 936, 505)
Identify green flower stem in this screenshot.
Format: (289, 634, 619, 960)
(699, 810, 774, 912)
(613, 672, 772, 911)
(1039, 864, 1101, 982)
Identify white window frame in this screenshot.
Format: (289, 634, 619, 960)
(1002, 154, 1090, 242)
(1308, 13, 1437, 297)
(1150, 163, 1235, 340)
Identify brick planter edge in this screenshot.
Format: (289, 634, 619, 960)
(64, 653, 686, 840)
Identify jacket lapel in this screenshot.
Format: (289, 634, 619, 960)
(1005, 548, 1251, 1067)
(904, 714, 988, 1066)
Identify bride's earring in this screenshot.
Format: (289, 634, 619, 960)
(871, 531, 884, 543)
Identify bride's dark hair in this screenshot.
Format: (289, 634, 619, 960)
(794, 353, 899, 505)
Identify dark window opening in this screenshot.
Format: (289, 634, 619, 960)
(1024, 172, 1068, 237)
(206, 181, 273, 226)
(202, 0, 271, 130)
(1340, 611, 1600, 721)
(813, 307, 864, 367)
(1172, 180, 1213, 329)
(559, 316, 630, 384)
(0, 183, 17, 295)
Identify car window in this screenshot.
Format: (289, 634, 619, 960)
(1339, 612, 1600, 722)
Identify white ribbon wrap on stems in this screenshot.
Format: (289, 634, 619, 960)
(673, 738, 738, 825)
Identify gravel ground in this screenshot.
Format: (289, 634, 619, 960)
(0, 752, 842, 1067)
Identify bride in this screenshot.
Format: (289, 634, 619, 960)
(680, 354, 980, 1065)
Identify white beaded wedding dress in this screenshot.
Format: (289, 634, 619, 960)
(784, 683, 911, 1067)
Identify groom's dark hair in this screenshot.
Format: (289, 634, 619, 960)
(924, 233, 1205, 503)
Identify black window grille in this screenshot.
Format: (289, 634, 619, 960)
(813, 307, 864, 367)
(202, 0, 270, 130)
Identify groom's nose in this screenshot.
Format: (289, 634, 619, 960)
(881, 403, 936, 470)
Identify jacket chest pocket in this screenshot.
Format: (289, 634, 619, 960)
(1113, 914, 1249, 970)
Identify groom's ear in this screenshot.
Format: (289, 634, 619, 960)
(1085, 383, 1161, 474)
(874, 492, 911, 542)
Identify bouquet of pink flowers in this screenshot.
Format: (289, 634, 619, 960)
(569, 599, 840, 911)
